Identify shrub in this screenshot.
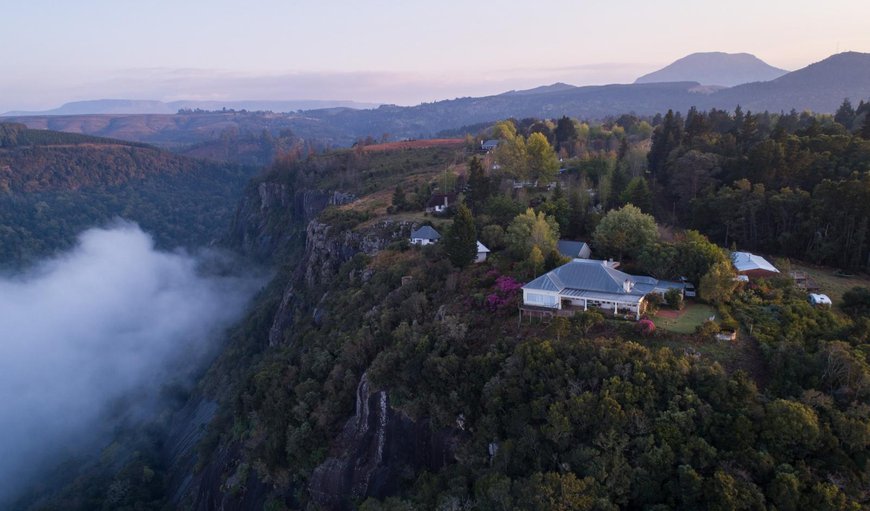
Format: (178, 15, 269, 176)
(637, 318, 656, 336)
(665, 288, 684, 310)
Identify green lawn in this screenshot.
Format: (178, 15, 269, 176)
(653, 303, 716, 334)
(789, 262, 870, 305)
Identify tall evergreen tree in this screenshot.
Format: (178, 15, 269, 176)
(861, 113, 870, 139)
(466, 156, 490, 212)
(647, 109, 683, 184)
(444, 203, 477, 268)
(834, 98, 856, 129)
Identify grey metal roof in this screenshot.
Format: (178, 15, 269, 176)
(410, 225, 441, 240)
(732, 251, 779, 273)
(523, 259, 678, 301)
(557, 240, 589, 258)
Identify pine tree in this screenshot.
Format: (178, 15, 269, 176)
(392, 184, 407, 211)
(444, 203, 477, 268)
(466, 156, 490, 212)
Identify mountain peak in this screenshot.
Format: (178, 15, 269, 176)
(635, 52, 788, 87)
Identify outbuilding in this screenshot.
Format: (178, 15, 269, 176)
(410, 225, 441, 245)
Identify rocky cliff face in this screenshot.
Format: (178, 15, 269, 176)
(173, 179, 444, 509)
(267, 218, 410, 346)
(309, 373, 458, 511)
(228, 182, 356, 262)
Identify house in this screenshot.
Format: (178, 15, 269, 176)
(557, 240, 591, 260)
(521, 259, 684, 320)
(731, 251, 780, 278)
(410, 225, 441, 245)
(475, 241, 490, 263)
(481, 139, 500, 152)
(809, 293, 832, 307)
(425, 193, 456, 214)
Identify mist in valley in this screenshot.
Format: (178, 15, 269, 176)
(0, 222, 263, 503)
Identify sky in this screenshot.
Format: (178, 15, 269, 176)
(1, 0, 870, 112)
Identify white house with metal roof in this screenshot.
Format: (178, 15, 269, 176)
(410, 226, 441, 245)
(521, 259, 684, 319)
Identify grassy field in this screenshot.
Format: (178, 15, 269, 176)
(789, 262, 870, 305)
(653, 303, 716, 334)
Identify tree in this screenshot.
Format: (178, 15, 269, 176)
(592, 204, 658, 261)
(528, 245, 545, 277)
(506, 208, 560, 260)
(444, 203, 477, 268)
(526, 132, 559, 182)
(466, 156, 490, 212)
(698, 260, 737, 304)
(619, 177, 653, 213)
(834, 98, 856, 129)
(554, 116, 577, 151)
(391, 184, 407, 211)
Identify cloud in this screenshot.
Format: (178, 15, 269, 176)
(0, 223, 263, 503)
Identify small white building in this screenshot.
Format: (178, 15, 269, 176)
(809, 293, 832, 307)
(410, 225, 441, 245)
(475, 241, 490, 263)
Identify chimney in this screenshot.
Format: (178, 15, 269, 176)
(623, 279, 633, 293)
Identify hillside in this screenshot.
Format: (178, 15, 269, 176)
(635, 52, 788, 87)
(0, 123, 258, 267)
(711, 51, 870, 112)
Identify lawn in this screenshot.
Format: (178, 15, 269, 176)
(789, 262, 870, 305)
(653, 302, 716, 334)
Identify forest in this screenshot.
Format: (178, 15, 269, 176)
(0, 123, 259, 268)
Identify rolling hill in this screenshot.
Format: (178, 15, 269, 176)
(0, 123, 259, 267)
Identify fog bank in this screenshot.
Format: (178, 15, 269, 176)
(0, 223, 262, 502)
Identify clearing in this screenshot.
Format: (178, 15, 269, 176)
(653, 302, 716, 334)
(361, 139, 465, 152)
(789, 262, 870, 305)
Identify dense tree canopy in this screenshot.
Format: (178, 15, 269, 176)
(592, 204, 658, 261)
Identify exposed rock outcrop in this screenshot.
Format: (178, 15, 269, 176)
(228, 184, 357, 262)
(309, 373, 459, 510)
(268, 219, 409, 346)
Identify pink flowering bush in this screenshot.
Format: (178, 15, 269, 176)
(637, 318, 656, 336)
(485, 275, 523, 312)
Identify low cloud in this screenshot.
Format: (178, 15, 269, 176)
(0, 223, 262, 502)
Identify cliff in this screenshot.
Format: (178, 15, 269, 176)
(308, 373, 458, 510)
(228, 181, 357, 262)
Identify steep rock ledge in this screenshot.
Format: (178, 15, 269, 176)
(267, 219, 410, 346)
(308, 373, 459, 510)
(228, 183, 356, 261)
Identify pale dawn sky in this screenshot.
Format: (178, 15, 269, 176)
(1, 0, 869, 112)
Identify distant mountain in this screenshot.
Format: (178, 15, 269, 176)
(635, 52, 788, 87)
(2, 98, 379, 116)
